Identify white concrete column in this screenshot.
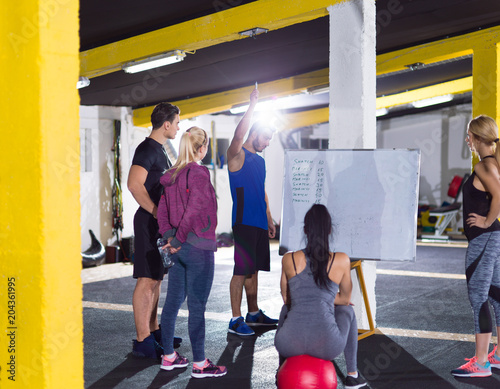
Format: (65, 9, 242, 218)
(328, 0, 377, 330)
(328, 0, 376, 148)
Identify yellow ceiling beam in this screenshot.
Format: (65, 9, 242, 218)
(134, 74, 473, 128)
(281, 107, 329, 130)
(134, 26, 500, 127)
(133, 69, 329, 126)
(376, 76, 472, 109)
(80, 0, 345, 78)
(377, 25, 500, 76)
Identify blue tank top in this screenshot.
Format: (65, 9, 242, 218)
(228, 148, 268, 229)
(462, 170, 500, 241)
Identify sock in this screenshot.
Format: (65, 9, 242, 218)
(248, 310, 260, 316)
(193, 359, 207, 369)
(348, 371, 359, 378)
(232, 316, 241, 321)
(164, 352, 176, 361)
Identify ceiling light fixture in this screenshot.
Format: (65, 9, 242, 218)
(411, 94, 453, 108)
(306, 85, 330, 95)
(230, 94, 302, 115)
(77, 76, 90, 89)
(239, 27, 268, 39)
(376, 108, 388, 117)
(122, 50, 186, 74)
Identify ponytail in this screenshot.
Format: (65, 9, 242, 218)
(169, 126, 208, 181)
(494, 137, 500, 167)
(468, 115, 500, 165)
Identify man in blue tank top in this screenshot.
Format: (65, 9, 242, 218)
(226, 87, 279, 336)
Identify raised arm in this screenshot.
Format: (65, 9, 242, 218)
(127, 165, 157, 217)
(226, 88, 259, 169)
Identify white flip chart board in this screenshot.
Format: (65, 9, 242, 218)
(279, 149, 421, 261)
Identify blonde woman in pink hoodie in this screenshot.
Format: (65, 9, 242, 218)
(156, 126, 226, 379)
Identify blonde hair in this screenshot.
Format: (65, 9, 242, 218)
(468, 115, 500, 165)
(169, 126, 208, 181)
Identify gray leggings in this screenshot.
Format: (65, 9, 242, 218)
(275, 303, 358, 372)
(466, 231, 500, 333)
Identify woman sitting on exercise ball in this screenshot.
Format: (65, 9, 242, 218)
(274, 204, 368, 389)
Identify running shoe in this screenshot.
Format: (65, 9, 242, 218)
(451, 356, 491, 377)
(228, 317, 255, 336)
(191, 359, 227, 378)
(488, 345, 500, 368)
(160, 351, 189, 371)
(345, 373, 368, 388)
(151, 327, 182, 349)
(132, 334, 163, 359)
(245, 309, 278, 326)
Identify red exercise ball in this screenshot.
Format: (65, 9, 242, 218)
(277, 354, 337, 389)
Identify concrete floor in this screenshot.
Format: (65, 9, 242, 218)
(83, 242, 500, 388)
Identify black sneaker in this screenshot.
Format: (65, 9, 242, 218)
(151, 327, 182, 349)
(132, 334, 163, 359)
(345, 373, 368, 389)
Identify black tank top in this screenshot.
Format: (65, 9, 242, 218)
(462, 158, 500, 241)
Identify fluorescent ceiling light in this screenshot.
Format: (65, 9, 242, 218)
(76, 76, 90, 89)
(376, 108, 388, 117)
(411, 94, 453, 108)
(306, 85, 329, 95)
(123, 50, 186, 74)
(230, 105, 250, 114)
(229, 94, 304, 114)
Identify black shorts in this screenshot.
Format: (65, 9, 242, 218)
(133, 208, 166, 280)
(233, 224, 270, 276)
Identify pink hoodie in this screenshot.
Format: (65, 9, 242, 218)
(157, 162, 217, 251)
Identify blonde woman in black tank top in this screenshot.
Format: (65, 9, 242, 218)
(451, 115, 500, 378)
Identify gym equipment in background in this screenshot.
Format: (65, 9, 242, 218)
(277, 354, 337, 389)
(421, 173, 469, 240)
(81, 229, 106, 268)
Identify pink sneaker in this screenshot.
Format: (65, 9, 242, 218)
(160, 351, 189, 371)
(451, 356, 491, 377)
(488, 345, 500, 368)
(191, 359, 227, 378)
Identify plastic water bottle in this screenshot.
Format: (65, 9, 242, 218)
(157, 238, 174, 269)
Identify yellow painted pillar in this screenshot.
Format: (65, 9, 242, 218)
(0, 1, 82, 388)
(472, 41, 500, 165)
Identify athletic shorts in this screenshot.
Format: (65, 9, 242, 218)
(233, 224, 270, 276)
(133, 208, 166, 280)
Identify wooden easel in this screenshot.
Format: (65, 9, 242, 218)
(351, 260, 375, 340)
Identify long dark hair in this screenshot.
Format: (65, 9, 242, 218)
(303, 204, 332, 289)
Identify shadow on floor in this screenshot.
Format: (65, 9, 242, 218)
(356, 334, 456, 389)
(87, 354, 163, 389)
(130, 326, 277, 389)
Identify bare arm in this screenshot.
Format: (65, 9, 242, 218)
(226, 88, 259, 169)
(265, 191, 276, 238)
(127, 165, 157, 217)
(467, 161, 500, 228)
(280, 253, 292, 304)
(280, 261, 288, 304)
(333, 253, 352, 305)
